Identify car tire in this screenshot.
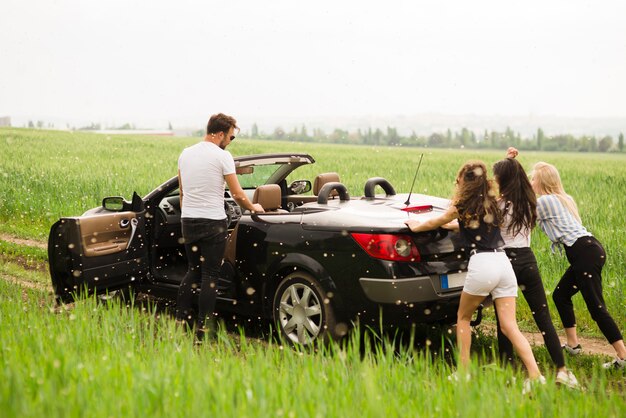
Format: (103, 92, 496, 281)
(273, 271, 340, 346)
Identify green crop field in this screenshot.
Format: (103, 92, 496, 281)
(1, 128, 625, 416)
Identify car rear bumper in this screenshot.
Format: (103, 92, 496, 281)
(359, 274, 464, 304)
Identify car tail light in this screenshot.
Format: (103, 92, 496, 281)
(351, 233, 421, 262)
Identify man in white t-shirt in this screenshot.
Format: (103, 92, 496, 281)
(176, 113, 264, 341)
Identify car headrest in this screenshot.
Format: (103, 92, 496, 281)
(252, 184, 283, 211)
(313, 172, 340, 196)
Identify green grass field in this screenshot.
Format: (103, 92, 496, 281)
(1, 128, 625, 416)
(1, 274, 624, 417)
(1, 127, 624, 332)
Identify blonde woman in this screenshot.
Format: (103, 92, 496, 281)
(531, 162, 626, 369)
(406, 161, 544, 389)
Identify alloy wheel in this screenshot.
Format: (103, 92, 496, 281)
(277, 282, 323, 345)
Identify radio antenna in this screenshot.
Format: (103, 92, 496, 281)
(404, 153, 424, 206)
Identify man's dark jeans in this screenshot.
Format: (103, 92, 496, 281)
(175, 217, 228, 331)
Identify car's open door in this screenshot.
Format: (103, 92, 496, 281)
(48, 193, 149, 302)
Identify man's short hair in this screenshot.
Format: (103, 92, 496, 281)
(207, 113, 238, 135)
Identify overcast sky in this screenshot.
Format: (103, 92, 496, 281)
(1, 0, 625, 130)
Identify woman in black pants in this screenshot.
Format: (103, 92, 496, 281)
(492, 151, 578, 387)
(531, 161, 626, 369)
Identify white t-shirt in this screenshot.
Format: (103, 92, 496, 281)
(499, 201, 531, 248)
(178, 141, 236, 219)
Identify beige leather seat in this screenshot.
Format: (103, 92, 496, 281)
(313, 172, 340, 197)
(226, 184, 285, 266)
(253, 184, 287, 213)
(287, 172, 342, 206)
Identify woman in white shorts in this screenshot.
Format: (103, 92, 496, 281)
(405, 160, 544, 385)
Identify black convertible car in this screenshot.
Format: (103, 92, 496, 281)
(48, 153, 471, 345)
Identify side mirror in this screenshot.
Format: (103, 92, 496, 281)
(102, 196, 125, 212)
(288, 179, 312, 194)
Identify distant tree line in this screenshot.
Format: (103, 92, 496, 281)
(27, 120, 55, 129)
(24, 121, 177, 131)
(245, 123, 625, 153)
(17, 120, 625, 153)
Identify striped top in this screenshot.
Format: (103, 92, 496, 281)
(536, 194, 591, 248)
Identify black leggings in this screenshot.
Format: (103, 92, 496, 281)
(496, 247, 565, 368)
(553, 236, 623, 344)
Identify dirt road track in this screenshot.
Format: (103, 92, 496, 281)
(479, 323, 615, 358)
(1, 233, 47, 250)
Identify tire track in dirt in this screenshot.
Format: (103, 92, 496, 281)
(0, 272, 51, 292)
(479, 323, 615, 358)
(0, 233, 47, 250)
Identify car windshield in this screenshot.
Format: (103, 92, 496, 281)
(165, 161, 303, 197)
(237, 163, 282, 189)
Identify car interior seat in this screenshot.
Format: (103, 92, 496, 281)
(253, 184, 288, 213)
(313, 172, 340, 197)
(288, 172, 342, 206)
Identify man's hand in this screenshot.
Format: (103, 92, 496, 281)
(506, 147, 519, 159)
(251, 203, 264, 213)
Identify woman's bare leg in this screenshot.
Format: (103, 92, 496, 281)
(611, 340, 626, 359)
(494, 297, 541, 378)
(564, 327, 579, 347)
(456, 292, 487, 368)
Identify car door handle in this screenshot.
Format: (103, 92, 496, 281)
(119, 218, 131, 228)
(126, 218, 139, 249)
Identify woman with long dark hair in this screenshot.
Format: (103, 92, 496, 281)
(405, 160, 544, 389)
(493, 149, 578, 388)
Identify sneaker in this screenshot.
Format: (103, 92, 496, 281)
(556, 370, 579, 389)
(602, 357, 626, 369)
(522, 375, 547, 395)
(562, 344, 582, 355)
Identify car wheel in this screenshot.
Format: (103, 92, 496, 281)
(273, 272, 338, 346)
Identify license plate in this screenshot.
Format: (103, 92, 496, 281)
(440, 272, 466, 290)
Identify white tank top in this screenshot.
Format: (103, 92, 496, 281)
(500, 201, 531, 248)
